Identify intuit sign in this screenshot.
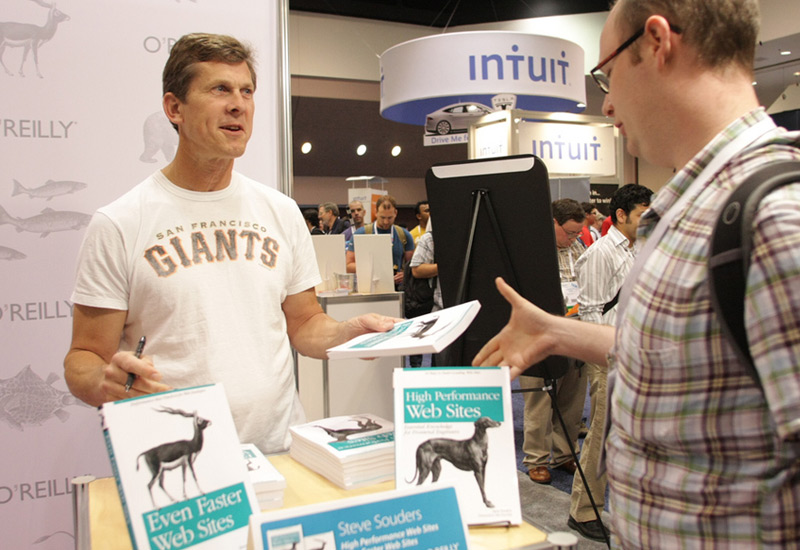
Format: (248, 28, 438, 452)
(380, 32, 586, 126)
(522, 122, 616, 176)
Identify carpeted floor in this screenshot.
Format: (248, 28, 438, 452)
(512, 378, 612, 549)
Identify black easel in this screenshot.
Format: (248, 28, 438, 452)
(434, 170, 609, 547)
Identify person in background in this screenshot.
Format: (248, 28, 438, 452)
(589, 207, 603, 242)
(406, 222, 440, 367)
(318, 202, 350, 234)
(475, 0, 800, 546)
(520, 198, 587, 485)
(63, 33, 395, 455)
(579, 202, 596, 247)
(409, 200, 430, 243)
(567, 183, 651, 543)
(303, 208, 324, 234)
(342, 200, 366, 241)
(345, 195, 414, 289)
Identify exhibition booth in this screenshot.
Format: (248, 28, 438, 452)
(3, 1, 799, 549)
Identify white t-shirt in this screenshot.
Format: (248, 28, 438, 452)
(72, 171, 321, 453)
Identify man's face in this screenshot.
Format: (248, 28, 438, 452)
(554, 218, 583, 249)
(616, 203, 648, 243)
(585, 210, 597, 226)
(167, 61, 255, 163)
(417, 203, 430, 226)
(318, 207, 335, 229)
(591, 209, 603, 228)
(349, 202, 365, 225)
(375, 204, 396, 230)
(598, 7, 652, 161)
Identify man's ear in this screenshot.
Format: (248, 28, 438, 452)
(643, 15, 675, 68)
(163, 92, 183, 128)
(615, 207, 627, 224)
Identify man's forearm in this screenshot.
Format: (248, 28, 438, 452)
(552, 317, 615, 366)
(412, 263, 437, 278)
(64, 349, 109, 407)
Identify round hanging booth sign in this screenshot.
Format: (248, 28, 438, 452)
(380, 31, 586, 126)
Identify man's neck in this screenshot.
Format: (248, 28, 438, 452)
(660, 66, 760, 170)
(161, 149, 235, 192)
(613, 223, 635, 248)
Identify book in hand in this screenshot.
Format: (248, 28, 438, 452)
(288, 413, 394, 489)
(242, 444, 286, 511)
(393, 367, 522, 526)
(99, 384, 258, 550)
(325, 300, 481, 359)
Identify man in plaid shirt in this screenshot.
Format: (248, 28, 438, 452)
(474, 0, 800, 547)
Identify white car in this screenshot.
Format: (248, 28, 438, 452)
(425, 102, 493, 135)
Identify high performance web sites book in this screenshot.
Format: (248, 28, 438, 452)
(100, 384, 258, 550)
(326, 300, 481, 359)
(393, 367, 522, 526)
(289, 413, 394, 489)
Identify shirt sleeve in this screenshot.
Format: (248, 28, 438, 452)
(409, 232, 433, 268)
(71, 212, 130, 310)
(746, 183, 800, 441)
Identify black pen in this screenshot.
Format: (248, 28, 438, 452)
(124, 336, 146, 392)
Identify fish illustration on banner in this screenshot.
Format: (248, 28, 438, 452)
(12, 178, 87, 201)
(0, 205, 91, 237)
(0, 365, 86, 431)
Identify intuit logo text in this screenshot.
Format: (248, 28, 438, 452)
(468, 46, 572, 86)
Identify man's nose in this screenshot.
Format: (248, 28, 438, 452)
(602, 94, 614, 118)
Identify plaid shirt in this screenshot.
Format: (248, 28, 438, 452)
(607, 109, 800, 548)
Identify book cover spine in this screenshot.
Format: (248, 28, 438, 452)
(102, 412, 139, 550)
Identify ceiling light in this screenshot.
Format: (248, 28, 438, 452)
(391, 146, 402, 157)
(356, 144, 367, 156)
(752, 81, 758, 86)
(794, 71, 800, 77)
(576, 102, 586, 109)
(780, 50, 791, 56)
(301, 142, 312, 154)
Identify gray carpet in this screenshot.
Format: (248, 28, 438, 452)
(512, 378, 612, 548)
(516, 470, 610, 549)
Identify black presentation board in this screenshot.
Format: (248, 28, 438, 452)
(425, 154, 569, 379)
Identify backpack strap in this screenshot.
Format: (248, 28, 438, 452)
(709, 160, 800, 390)
(393, 225, 407, 249)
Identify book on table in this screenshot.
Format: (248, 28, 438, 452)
(325, 300, 481, 359)
(288, 413, 394, 489)
(242, 443, 286, 511)
(393, 366, 522, 526)
(99, 383, 258, 550)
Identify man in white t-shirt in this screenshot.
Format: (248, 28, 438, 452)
(63, 33, 394, 453)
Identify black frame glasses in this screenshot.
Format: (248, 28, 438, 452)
(590, 23, 682, 94)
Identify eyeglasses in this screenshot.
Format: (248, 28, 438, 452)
(558, 222, 582, 239)
(590, 23, 682, 94)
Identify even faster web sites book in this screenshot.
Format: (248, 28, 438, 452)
(393, 367, 521, 526)
(100, 384, 258, 550)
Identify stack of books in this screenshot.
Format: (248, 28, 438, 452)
(241, 443, 286, 511)
(289, 413, 394, 489)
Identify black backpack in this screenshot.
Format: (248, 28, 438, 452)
(709, 160, 800, 391)
(403, 261, 435, 318)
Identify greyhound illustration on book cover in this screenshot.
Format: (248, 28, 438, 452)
(393, 367, 521, 526)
